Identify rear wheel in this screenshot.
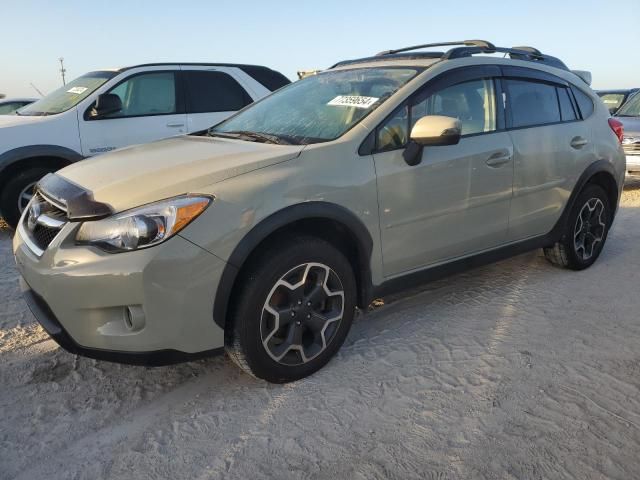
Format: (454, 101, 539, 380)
(0, 167, 52, 229)
(225, 236, 357, 383)
(543, 184, 611, 270)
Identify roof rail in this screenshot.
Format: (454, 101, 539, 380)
(376, 39, 495, 57)
(443, 45, 568, 70)
(331, 41, 569, 72)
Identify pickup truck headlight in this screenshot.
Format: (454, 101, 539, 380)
(76, 195, 212, 252)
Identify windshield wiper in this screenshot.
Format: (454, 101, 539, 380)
(209, 130, 293, 145)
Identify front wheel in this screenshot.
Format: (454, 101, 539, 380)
(225, 236, 357, 383)
(543, 184, 611, 270)
(0, 167, 52, 229)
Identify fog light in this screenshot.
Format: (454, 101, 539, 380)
(124, 305, 145, 331)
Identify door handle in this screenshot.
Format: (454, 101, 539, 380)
(166, 122, 185, 128)
(570, 136, 588, 149)
(485, 151, 512, 167)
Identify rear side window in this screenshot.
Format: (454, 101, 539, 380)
(505, 79, 560, 128)
(572, 87, 594, 119)
(184, 71, 252, 113)
(557, 87, 578, 122)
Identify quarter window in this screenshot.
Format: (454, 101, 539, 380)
(572, 87, 595, 119)
(184, 71, 252, 113)
(105, 72, 177, 117)
(505, 79, 561, 128)
(376, 78, 497, 151)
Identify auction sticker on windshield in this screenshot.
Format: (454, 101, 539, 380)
(67, 87, 88, 95)
(328, 95, 379, 109)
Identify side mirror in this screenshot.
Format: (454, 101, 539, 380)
(91, 93, 122, 118)
(402, 115, 462, 166)
(410, 115, 462, 146)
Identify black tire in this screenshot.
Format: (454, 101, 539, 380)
(543, 184, 611, 270)
(225, 236, 357, 383)
(0, 166, 52, 229)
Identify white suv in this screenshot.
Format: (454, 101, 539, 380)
(0, 63, 290, 227)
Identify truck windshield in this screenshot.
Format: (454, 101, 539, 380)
(616, 93, 640, 117)
(210, 67, 422, 145)
(18, 71, 118, 116)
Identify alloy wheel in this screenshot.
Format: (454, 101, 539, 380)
(574, 198, 606, 261)
(18, 181, 37, 214)
(260, 262, 345, 366)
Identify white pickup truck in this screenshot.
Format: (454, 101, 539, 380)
(0, 63, 289, 227)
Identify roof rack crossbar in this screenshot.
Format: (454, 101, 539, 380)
(376, 39, 495, 57)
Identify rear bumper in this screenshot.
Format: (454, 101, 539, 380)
(627, 155, 640, 172)
(20, 278, 222, 366)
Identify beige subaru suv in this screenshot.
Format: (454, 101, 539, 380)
(13, 41, 626, 383)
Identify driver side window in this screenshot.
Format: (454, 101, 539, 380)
(104, 72, 177, 118)
(376, 78, 497, 151)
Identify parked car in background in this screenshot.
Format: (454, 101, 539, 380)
(0, 63, 290, 227)
(614, 92, 640, 175)
(13, 40, 625, 383)
(0, 97, 37, 115)
(597, 88, 639, 115)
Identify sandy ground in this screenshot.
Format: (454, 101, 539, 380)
(1, 180, 640, 480)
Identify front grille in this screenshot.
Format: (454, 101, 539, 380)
(22, 192, 68, 255)
(623, 143, 640, 155)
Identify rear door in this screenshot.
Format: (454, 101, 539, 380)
(78, 68, 186, 156)
(182, 68, 255, 133)
(503, 67, 595, 241)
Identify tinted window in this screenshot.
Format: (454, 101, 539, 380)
(239, 66, 290, 91)
(572, 87, 594, 119)
(557, 87, 577, 122)
(506, 79, 560, 128)
(376, 78, 497, 151)
(185, 71, 252, 113)
(106, 72, 177, 117)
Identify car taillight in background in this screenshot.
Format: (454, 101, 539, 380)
(608, 118, 624, 144)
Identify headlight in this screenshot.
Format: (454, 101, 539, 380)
(76, 195, 212, 252)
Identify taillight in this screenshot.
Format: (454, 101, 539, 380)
(608, 118, 624, 144)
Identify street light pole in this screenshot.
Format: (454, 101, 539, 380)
(59, 57, 66, 85)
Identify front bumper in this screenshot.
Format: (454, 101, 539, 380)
(13, 224, 228, 364)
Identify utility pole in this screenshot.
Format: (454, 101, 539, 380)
(59, 57, 66, 85)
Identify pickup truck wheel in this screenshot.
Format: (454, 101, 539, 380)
(0, 167, 52, 229)
(543, 184, 611, 270)
(225, 236, 356, 383)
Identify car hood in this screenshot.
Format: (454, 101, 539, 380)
(0, 114, 51, 127)
(617, 116, 640, 137)
(57, 135, 304, 212)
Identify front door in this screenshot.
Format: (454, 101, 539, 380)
(79, 70, 186, 157)
(373, 76, 514, 277)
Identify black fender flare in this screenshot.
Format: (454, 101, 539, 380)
(0, 145, 83, 187)
(213, 201, 374, 329)
(549, 159, 620, 242)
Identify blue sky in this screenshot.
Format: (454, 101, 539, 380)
(3, 0, 638, 97)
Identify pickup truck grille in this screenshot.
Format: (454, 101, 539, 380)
(21, 192, 68, 255)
